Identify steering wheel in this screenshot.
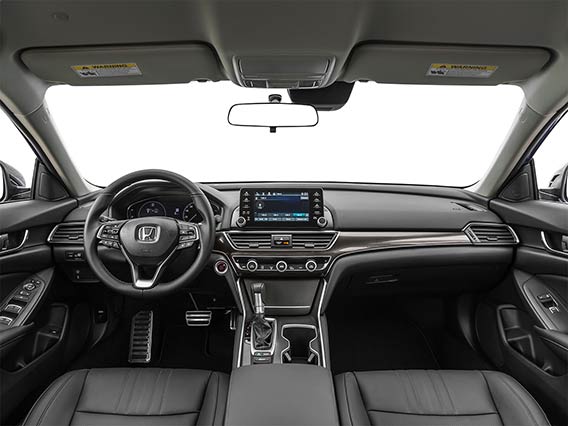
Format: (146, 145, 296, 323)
(84, 170, 215, 297)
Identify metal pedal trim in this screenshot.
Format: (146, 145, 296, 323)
(185, 310, 212, 327)
(129, 311, 153, 364)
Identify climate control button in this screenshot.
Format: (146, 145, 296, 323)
(246, 259, 259, 272)
(305, 259, 317, 272)
(276, 260, 288, 272)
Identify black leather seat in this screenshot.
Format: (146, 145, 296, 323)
(335, 370, 550, 426)
(22, 368, 229, 426)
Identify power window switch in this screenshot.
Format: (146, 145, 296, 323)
(0, 316, 13, 326)
(4, 304, 23, 314)
(13, 294, 30, 302)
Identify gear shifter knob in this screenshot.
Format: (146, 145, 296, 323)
(251, 283, 265, 317)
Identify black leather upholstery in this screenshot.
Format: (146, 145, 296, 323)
(22, 368, 229, 426)
(335, 370, 550, 426)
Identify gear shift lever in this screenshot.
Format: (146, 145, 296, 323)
(250, 283, 273, 352)
(252, 282, 266, 318)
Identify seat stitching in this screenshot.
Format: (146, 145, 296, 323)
(438, 371, 456, 415)
(498, 373, 539, 426)
(74, 410, 200, 416)
(36, 373, 75, 426)
(367, 409, 499, 417)
(123, 369, 140, 415)
(480, 371, 504, 426)
(343, 373, 355, 426)
(21, 371, 76, 426)
(396, 371, 412, 413)
(406, 371, 423, 414)
(158, 369, 173, 415)
(427, 370, 444, 413)
(68, 370, 89, 425)
(114, 369, 130, 413)
(211, 372, 221, 425)
(146, 369, 161, 415)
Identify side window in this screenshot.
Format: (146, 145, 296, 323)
(534, 113, 568, 202)
(0, 108, 36, 202)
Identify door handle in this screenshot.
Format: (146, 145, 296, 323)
(0, 230, 29, 255)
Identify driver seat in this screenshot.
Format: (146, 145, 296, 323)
(22, 368, 228, 426)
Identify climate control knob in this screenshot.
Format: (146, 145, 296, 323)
(246, 259, 259, 272)
(276, 260, 288, 272)
(305, 260, 317, 272)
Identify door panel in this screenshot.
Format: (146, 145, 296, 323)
(485, 198, 568, 425)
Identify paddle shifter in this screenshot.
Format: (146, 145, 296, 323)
(251, 283, 274, 357)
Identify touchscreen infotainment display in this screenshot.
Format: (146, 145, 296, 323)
(239, 188, 324, 228)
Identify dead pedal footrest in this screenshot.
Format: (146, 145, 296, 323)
(185, 310, 212, 326)
(129, 311, 153, 363)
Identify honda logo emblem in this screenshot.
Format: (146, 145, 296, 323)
(137, 225, 160, 243)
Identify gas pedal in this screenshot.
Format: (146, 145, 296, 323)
(185, 310, 212, 327)
(129, 311, 153, 364)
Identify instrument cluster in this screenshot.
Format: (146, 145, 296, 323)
(126, 197, 221, 223)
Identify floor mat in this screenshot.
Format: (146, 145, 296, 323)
(158, 320, 234, 373)
(328, 315, 440, 374)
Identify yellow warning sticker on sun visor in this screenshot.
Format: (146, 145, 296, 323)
(71, 63, 142, 78)
(427, 63, 498, 78)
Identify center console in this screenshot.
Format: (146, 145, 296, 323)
(217, 187, 333, 370)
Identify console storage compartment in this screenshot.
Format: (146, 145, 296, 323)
(225, 364, 339, 426)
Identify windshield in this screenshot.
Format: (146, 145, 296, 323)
(46, 82, 523, 187)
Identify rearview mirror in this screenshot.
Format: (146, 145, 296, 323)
(228, 99, 318, 132)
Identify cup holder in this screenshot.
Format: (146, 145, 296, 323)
(281, 325, 319, 365)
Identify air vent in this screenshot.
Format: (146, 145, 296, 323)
(226, 232, 337, 250)
(228, 233, 273, 249)
(48, 222, 84, 244)
(292, 233, 336, 249)
(464, 223, 518, 245)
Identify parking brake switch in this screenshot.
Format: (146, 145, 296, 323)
(537, 293, 560, 314)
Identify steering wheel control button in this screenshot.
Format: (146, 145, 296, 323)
(305, 259, 318, 272)
(276, 260, 288, 272)
(317, 216, 328, 228)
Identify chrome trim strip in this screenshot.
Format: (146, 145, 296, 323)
(235, 278, 247, 367)
(0, 229, 29, 256)
(280, 324, 320, 366)
(317, 279, 328, 368)
(462, 222, 519, 245)
(265, 305, 312, 309)
(47, 222, 85, 245)
(541, 231, 568, 258)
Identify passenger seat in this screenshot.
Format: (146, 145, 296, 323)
(335, 370, 549, 426)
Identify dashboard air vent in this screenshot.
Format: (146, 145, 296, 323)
(48, 222, 84, 244)
(464, 224, 518, 245)
(226, 232, 337, 250)
(292, 233, 336, 249)
(227, 233, 273, 249)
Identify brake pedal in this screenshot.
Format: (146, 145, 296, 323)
(129, 311, 153, 363)
(185, 310, 212, 326)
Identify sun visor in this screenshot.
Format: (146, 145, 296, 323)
(342, 44, 550, 85)
(20, 44, 225, 85)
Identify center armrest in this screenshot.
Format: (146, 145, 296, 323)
(225, 364, 339, 426)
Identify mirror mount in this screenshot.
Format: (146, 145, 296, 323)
(539, 162, 568, 202)
(0, 161, 29, 202)
(268, 94, 282, 133)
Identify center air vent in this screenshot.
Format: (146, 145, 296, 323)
(48, 222, 84, 244)
(464, 223, 518, 245)
(226, 232, 337, 250)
